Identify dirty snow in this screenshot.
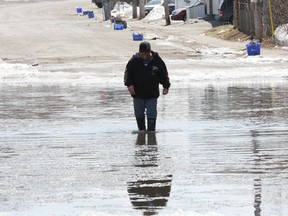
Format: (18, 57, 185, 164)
(143, 5, 165, 22)
(111, 2, 138, 19)
(274, 23, 288, 46)
(1, 51, 288, 87)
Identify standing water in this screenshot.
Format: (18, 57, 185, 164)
(1, 55, 288, 216)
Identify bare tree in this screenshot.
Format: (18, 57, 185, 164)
(253, 0, 263, 39)
(139, 0, 145, 19)
(271, 0, 288, 29)
(237, 0, 288, 38)
(132, 0, 137, 19)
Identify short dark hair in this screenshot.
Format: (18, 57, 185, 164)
(139, 41, 151, 52)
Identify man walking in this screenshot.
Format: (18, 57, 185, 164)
(124, 41, 171, 132)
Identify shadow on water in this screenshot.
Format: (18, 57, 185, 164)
(127, 133, 173, 215)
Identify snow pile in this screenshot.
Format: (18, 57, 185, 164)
(143, 5, 165, 22)
(197, 47, 245, 57)
(167, 56, 288, 84)
(145, 33, 162, 40)
(110, 2, 137, 19)
(0, 61, 124, 87)
(166, 35, 178, 42)
(274, 23, 288, 46)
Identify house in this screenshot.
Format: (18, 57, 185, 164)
(174, 0, 222, 19)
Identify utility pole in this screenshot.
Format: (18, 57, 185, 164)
(209, 0, 213, 15)
(267, 0, 275, 35)
(139, 0, 145, 19)
(234, 0, 239, 29)
(262, 0, 270, 37)
(253, 0, 263, 40)
(132, 0, 137, 19)
(102, 0, 111, 21)
(163, 0, 171, 25)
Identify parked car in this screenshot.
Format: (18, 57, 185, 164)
(92, 0, 102, 8)
(144, 0, 175, 16)
(218, 0, 233, 24)
(171, 7, 186, 21)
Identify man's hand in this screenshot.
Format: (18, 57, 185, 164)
(163, 88, 169, 95)
(128, 85, 135, 95)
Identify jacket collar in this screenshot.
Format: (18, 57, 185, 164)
(135, 51, 158, 60)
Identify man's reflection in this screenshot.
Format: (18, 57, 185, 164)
(127, 133, 172, 215)
(134, 133, 158, 167)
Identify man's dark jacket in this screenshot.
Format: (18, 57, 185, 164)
(124, 51, 171, 99)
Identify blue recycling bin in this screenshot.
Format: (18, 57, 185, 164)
(83, 11, 91, 15)
(133, 33, 143, 41)
(114, 24, 124, 30)
(88, 12, 94, 19)
(246, 43, 261, 56)
(76, 7, 82, 13)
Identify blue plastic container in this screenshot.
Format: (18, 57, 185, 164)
(83, 11, 90, 15)
(76, 7, 82, 13)
(114, 24, 124, 30)
(133, 33, 143, 41)
(246, 43, 261, 56)
(88, 12, 94, 19)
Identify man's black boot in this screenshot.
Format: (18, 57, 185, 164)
(136, 118, 146, 131)
(147, 118, 156, 132)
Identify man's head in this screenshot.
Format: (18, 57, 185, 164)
(139, 41, 151, 60)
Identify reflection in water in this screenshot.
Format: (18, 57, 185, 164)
(0, 146, 18, 159)
(254, 178, 262, 216)
(203, 85, 219, 120)
(127, 177, 172, 215)
(134, 133, 158, 167)
(252, 130, 262, 216)
(128, 133, 172, 215)
(3, 82, 288, 215)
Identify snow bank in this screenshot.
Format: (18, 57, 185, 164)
(110, 2, 138, 19)
(274, 23, 288, 46)
(0, 61, 124, 87)
(197, 47, 244, 57)
(1, 44, 288, 87)
(110, 2, 166, 21)
(143, 5, 165, 22)
(167, 55, 288, 85)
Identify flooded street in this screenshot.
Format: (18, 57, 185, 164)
(1, 62, 288, 215)
(1, 0, 288, 214)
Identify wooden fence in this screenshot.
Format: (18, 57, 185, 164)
(238, 2, 254, 34)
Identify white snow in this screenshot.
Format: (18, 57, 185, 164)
(0, 61, 124, 87)
(110, 2, 138, 19)
(144, 33, 162, 40)
(1, 51, 288, 87)
(166, 35, 179, 42)
(274, 23, 288, 47)
(143, 5, 165, 22)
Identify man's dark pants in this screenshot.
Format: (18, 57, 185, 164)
(133, 98, 157, 131)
